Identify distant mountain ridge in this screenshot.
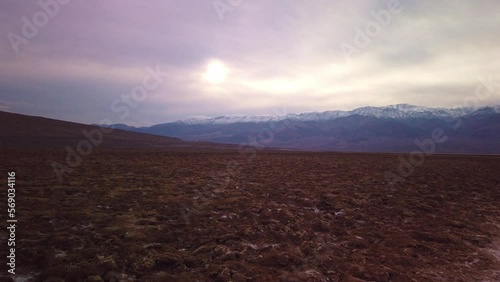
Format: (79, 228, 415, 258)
(170, 104, 495, 125)
(104, 104, 500, 154)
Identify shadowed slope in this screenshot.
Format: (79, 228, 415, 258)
(0, 111, 231, 149)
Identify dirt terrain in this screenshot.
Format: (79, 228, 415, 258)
(1, 148, 499, 281)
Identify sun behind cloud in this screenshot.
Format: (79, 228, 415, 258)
(203, 59, 230, 84)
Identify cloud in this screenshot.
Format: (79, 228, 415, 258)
(0, 0, 499, 124)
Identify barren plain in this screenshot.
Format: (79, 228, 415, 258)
(1, 148, 499, 281)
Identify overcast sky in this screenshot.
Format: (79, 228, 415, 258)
(1, 0, 499, 125)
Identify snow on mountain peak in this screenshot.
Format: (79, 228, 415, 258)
(176, 104, 492, 124)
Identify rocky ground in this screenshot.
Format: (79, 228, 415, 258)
(0, 148, 499, 281)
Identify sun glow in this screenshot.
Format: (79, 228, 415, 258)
(203, 60, 229, 84)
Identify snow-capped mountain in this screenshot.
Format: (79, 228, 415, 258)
(177, 115, 283, 125)
(105, 104, 500, 154)
(175, 104, 490, 124)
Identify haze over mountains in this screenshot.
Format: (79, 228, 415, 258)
(107, 104, 500, 154)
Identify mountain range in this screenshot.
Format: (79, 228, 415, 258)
(105, 104, 500, 154)
(172, 104, 481, 124)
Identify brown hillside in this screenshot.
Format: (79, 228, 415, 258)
(0, 111, 228, 149)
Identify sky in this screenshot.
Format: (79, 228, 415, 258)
(0, 0, 499, 126)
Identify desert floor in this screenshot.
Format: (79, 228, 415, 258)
(1, 148, 499, 281)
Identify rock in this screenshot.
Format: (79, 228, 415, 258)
(97, 258, 118, 274)
(86, 275, 104, 282)
(155, 253, 181, 270)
